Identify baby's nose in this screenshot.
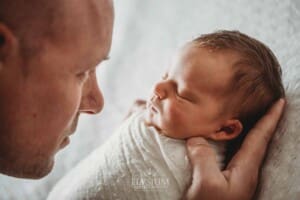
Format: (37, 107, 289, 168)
(153, 82, 167, 100)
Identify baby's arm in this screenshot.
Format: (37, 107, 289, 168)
(183, 99, 285, 200)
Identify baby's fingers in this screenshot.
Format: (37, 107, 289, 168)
(185, 137, 227, 200)
(228, 98, 285, 169)
(186, 137, 217, 166)
(186, 137, 224, 179)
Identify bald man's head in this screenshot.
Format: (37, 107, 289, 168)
(0, 0, 113, 59)
(0, 0, 63, 58)
(0, 0, 114, 178)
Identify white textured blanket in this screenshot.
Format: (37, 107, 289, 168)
(47, 112, 225, 200)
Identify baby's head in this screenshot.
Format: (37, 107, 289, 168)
(144, 30, 284, 145)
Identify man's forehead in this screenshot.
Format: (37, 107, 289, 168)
(62, 0, 113, 63)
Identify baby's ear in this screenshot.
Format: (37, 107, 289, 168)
(209, 119, 243, 141)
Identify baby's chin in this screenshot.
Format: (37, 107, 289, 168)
(143, 115, 160, 130)
(142, 109, 154, 125)
(142, 111, 189, 140)
(142, 112, 163, 131)
(142, 118, 185, 140)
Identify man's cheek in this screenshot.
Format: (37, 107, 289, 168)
(63, 85, 82, 110)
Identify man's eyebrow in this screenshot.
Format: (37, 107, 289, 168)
(92, 55, 110, 69)
(97, 55, 110, 64)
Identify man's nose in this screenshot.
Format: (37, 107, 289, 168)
(153, 81, 169, 100)
(79, 74, 104, 114)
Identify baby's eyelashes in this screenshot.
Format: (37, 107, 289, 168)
(161, 73, 168, 80)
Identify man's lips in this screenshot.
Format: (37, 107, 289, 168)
(59, 114, 79, 149)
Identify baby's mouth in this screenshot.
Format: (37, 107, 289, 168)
(151, 104, 158, 113)
(148, 96, 160, 112)
(147, 101, 158, 113)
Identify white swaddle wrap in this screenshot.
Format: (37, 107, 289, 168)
(48, 112, 225, 200)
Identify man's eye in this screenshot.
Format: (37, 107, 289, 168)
(77, 71, 89, 82)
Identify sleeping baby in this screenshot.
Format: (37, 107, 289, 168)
(48, 30, 285, 200)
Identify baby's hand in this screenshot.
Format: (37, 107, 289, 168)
(186, 137, 217, 167)
(185, 137, 225, 200)
(124, 99, 146, 119)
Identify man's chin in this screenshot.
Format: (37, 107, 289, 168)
(2, 157, 55, 179)
(24, 157, 55, 179)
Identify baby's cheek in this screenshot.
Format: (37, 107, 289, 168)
(165, 103, 183, 124)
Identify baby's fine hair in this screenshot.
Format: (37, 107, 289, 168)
(192, 30, 285, 162)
